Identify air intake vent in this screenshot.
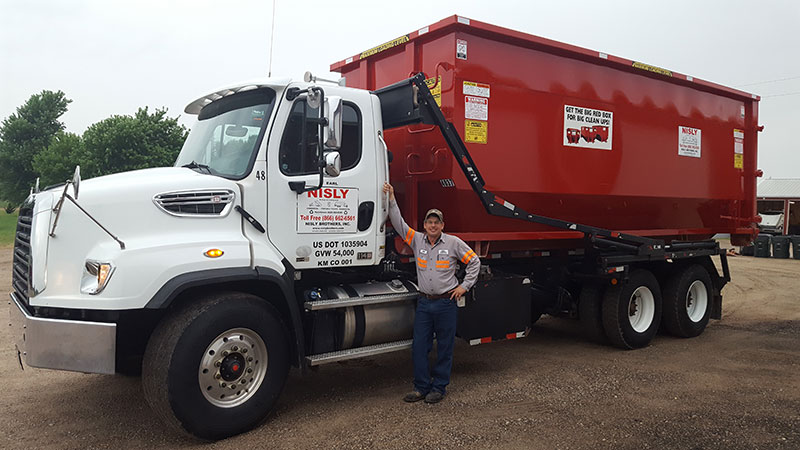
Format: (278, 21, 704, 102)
(153, 189, 235, 217)
(13, 200, 34, 304)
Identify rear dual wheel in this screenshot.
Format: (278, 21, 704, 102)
(602, 269, 662, 349)
(662, 264, 712, 338)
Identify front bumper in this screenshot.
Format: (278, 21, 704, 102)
(8, 293, 116, 374)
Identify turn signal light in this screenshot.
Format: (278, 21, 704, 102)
(204, 249, 224, 258)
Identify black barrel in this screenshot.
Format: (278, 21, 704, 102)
(790, 235, 800, 260)
(754, 234, 771, 258)
(772, 236, 790, 259)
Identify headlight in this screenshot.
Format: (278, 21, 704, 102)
(81, 261, 115, 295)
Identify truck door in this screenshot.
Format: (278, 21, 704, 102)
(266, 88, 381, 269)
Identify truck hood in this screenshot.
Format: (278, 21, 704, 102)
(28, 166, 251, 307)
(45, 167, 243, 248)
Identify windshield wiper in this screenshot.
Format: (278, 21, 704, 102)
(182, 160, 214, 175)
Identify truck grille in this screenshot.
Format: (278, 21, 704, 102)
(153, 189, 235, 217)
(12, 201, 34, 304)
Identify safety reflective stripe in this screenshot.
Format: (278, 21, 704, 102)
(404, 228, 416, 245)
(461, 250, 477, 264)
(469, 331, 527, 346)
(435, 260, 450, 268)
(416, 257, 427, 267)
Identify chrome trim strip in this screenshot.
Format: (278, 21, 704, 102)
(8, 293, 116, 375)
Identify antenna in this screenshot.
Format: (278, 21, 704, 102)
(268, 0, 276, 77)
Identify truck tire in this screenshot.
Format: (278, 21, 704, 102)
(601, 269, 662, 349)
(578, 285, 607, 344)
(142, 292, 289, 440)
(661, 264, 712, 338)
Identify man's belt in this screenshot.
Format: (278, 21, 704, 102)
(421, 292, 451, 300)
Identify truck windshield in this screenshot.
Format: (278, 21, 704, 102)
(175, 88, 276, 179)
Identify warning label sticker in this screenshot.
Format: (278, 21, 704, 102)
(734, 129, 744, 169)
(563, 105, 613, 150)
(457, 39, 467, 60)
(463, 81, 490, 98)
(425, 76, 442, 107)
(678, 126, 702, 158)
(298, 187, 358, 234)
(465, 120, 487, 144)
(465, 96, 488, 120)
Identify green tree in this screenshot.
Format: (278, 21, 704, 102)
(32, 131, 86, 188)
(82, 107, 187, 178)
(0, 90, 71, 204)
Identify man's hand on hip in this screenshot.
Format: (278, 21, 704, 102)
(449, 286, 467, 300)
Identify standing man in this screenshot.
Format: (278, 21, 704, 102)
(383, 182, 481, 404)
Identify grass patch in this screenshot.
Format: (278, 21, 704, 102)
(0, 210, 19, 246)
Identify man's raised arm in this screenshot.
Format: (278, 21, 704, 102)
(383, 182, 416, 246)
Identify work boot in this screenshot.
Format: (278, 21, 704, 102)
(403, 391, 425, 403)
(424, 391, 444, 404)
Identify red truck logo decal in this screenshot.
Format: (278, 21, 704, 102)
(580, 126, 595, 143)
(566, 128, 581, 144)
(567, 126, 609, 144)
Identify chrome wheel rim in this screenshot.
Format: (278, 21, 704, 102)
(686, 280, 708, 323)
(627, 286, 655, 333)
(198, 328, 267, 408)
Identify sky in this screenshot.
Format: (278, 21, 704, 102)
(1, 0, 798, 178)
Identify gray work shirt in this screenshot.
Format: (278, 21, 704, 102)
(388, 199, 481, 295)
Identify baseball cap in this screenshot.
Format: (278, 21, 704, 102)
(425, 208, 444, 222)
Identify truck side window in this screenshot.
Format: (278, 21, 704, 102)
(279, 100, 361, 175)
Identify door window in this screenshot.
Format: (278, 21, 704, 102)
(279, 100, 361, 175)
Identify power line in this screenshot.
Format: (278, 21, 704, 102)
(762, 91, 800, 98)
(736, 75, 800, 88)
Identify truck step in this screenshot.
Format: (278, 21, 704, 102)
(304, 292, 418, 311)
(306, 339, 413, 366)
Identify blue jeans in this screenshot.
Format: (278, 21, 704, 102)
(412, 296, 458, 395)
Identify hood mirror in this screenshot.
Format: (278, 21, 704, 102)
(72, 165, 81, 199)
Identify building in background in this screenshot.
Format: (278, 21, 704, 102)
(757, 179, 800, 235)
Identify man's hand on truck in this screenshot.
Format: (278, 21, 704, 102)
(383, 182, 395, 201)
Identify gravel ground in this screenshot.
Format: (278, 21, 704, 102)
(2, 244, 799, 449)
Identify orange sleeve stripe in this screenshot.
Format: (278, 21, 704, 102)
(405, 228, 416, 245)
(462, 250, 477, 264)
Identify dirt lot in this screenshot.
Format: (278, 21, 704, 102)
(2, 244, 799, 449)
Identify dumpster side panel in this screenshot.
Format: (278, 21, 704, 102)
(333, 17, 759, 250)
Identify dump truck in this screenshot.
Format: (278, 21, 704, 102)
(9, 16, 760, 440)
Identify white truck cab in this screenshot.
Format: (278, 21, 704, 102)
(10, 77, 404, 439)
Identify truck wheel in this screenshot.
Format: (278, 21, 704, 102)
(661, 264, 712, 338)
(142, 292, 289, 440)
(578, 285, 607, 344)
(602, 269, 662, 349)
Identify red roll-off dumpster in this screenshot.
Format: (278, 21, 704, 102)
(331, 16, 760, 252)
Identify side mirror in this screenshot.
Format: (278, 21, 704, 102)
(324, 151, 341, 177)
(324, 96, 343, 150)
